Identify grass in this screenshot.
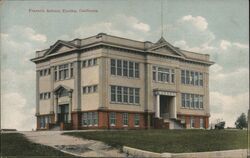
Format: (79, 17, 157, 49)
(1, 133, 75, 157)
(64, 129, 247, 153)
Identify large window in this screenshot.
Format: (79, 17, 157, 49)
(152, 66, 175, 83)
(110, 59, 140, 78)
(110, 86, 140, 105)
(81, 112, 98, 126)
(109, 112, 116, 126)
(54, 63, 74, 81)
(200, 118, 204, 128)
(190, 117, 195, 128)
(181, 69, 203, 86)
(134, 114, 140, 126)
(122, 113, 128, 126)
(181, 93, 204, 109)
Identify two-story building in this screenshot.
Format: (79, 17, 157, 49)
(31, 33, 214, 130)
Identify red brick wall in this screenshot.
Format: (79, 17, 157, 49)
(72, 112, 81, 130)
(98, 111, 108, 128)
(177, 114, 210, 129)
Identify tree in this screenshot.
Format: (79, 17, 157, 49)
(235, 113, 248, 129)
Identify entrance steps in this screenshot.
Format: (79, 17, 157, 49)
(164, 119, 184, 129)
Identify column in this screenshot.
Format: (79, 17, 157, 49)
(36, 70, 40, 115)
(50, 67, 54, 113)
(171, 96, 177, 119)
(74, 60, 81, 111)
(155, 94, 160, 118)
(54, 95, 58, 123)
(68, 91, 72, 123)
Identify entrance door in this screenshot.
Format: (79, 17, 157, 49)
(58, 104, 69, 123)
(160, 96, 172, 119)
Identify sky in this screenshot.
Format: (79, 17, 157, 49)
(1, 0, 249, 130)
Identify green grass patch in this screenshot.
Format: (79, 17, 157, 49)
(64, 129, 247, 153)
(1, 133, 75, 157)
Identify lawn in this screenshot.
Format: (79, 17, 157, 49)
(64, 129, 247, 153)
(1, 132, 75, 157)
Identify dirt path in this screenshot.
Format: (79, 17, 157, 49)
(21, 131, 127, 157)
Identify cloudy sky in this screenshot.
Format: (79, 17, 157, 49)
(1, 0, 249, 130)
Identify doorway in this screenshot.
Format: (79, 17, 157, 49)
(58, 104, 69, 123)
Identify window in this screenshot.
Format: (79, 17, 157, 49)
(110, 86, 140, 105)
(122, 113, 128, 126)
(199, 95, 203, 109)
(200, 118, 204, 128)
(48, 69, 51, 75)
(129, 88, 134, 103)
(123, 61, 128, 77)
(190, 94, 194, 108)
(186, 70, 190, 84)
(117, 86, 122, 102)
(70, 63, 74, 77)
(123, 87, 128, 103)
(191, 117, 195, 128)
(195, 72, 199, 85)
(40, 70, 43, 76)
(93, 58, 97, 65)
(186, 94, 190, 108)
(40, 93, 43, 100)
(181, 93, 204, 109)
(117, 60, 122, 76)
(82, 60, 87, 68)
(134, 114, 140, 126)
(153, 66, 157, 81)
(182, 70, 203, 87)
(195, 94, 199, 108)
(88, 86, 92, 93)
(111, 86, 116, 102)
(153, 66, 175, 83)
(199, 73, 203, 86)
(93, 112, 98, 125)
(111, 59, 116, 75)
(87, 112, 92, 126)
(135, 88, 140, 104)
(83, 87, 87, 94)
(135, 63, 139, 78)
(181, 93, 185, 107)
(109, 112, 116, 126)
(83, 85, 98, 94)
(58, 89, 68, 98)
(171, 69, 175, 83)
(54, 66, 58, 81)
(93, 85, 98, 92)
(58, 64, 70, 80)
(111, 59, 139, 78)
(181, 70, 185, 84)
(129, 61, 134, 77)
(82, 113, 88, 126)
(88, 59, 93, 66)
(44, 69, 47, 76)
(190, 71, 194, 85)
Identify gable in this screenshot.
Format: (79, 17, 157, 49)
(152, 46, 183, 57)
(44, 41, 77, 56)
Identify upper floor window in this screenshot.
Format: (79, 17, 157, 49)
(82, 85, 98, 94)
(82, 58, 98, 68)
(153, 66, 175, 83)
(110, 85, 140, 105)
(181, 93, 204, 109)
(110, 59, 140, 78)
(58, 89, 68, 98)
(181, 69, 203, 87)
(40, 92, 51, 100)
(54, 63, 74, 81)
(39, 68, 51, 77)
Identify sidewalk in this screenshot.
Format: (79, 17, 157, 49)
(21, 131, 126, 157)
